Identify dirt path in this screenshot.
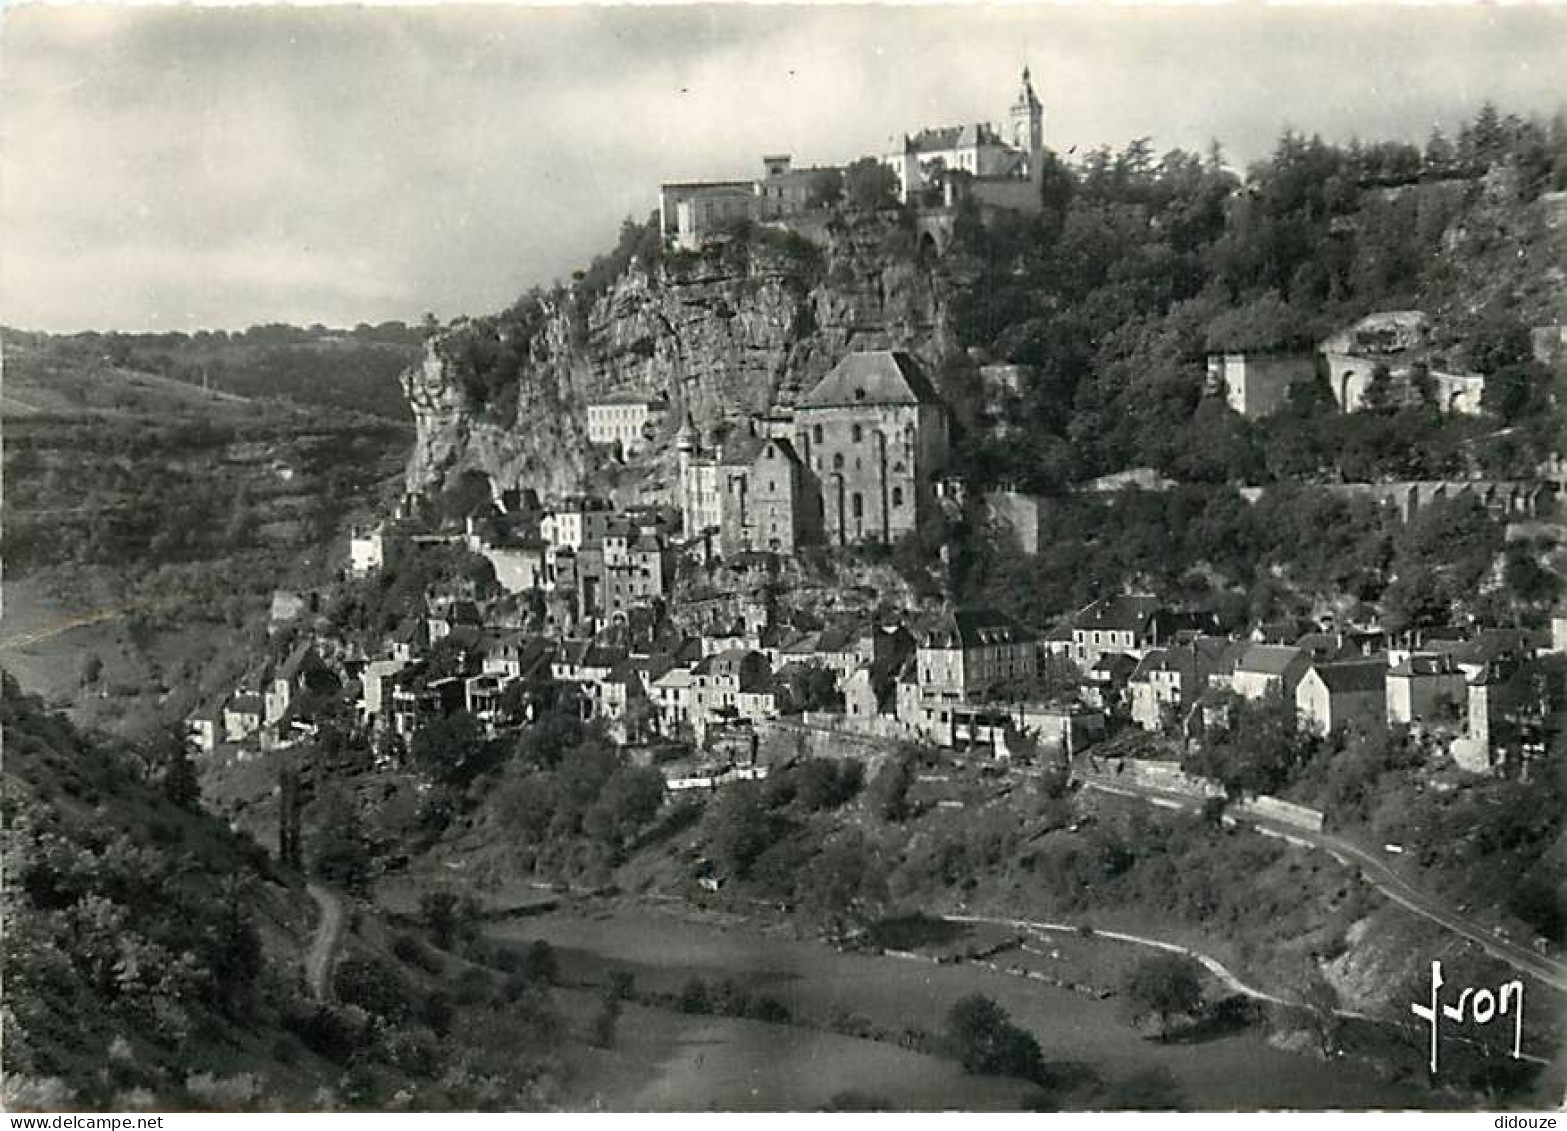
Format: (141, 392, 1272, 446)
(0, 606, 132, 651)
(947, 912, 1293, 1006)
(305, 883, 345, 1000)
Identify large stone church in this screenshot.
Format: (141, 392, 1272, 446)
(678, 351, 949, 555)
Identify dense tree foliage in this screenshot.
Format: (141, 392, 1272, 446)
(944, 994, 1048, 1083)
(844, 157, 901, 211)
(947, 108, 1567, 495)
(484, 701, 666, 880)
(1120, 953, 1206, 1039)
(776, 661, 845, 713)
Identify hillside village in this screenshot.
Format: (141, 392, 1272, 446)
(11, 24, 1567, 1114)
(187, 70, 1567, 845)
(192, 332, 1567, 830)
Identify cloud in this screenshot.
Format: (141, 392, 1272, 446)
(2, 3, 1563, 331)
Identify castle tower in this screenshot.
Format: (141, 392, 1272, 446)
(1007, 66, 1044, 161)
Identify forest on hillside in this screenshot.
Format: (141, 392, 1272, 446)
(1, 674, 578, 1111)
(940, 106, 1567, 494)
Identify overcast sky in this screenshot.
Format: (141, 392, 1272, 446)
(4, 3, 1565, 332)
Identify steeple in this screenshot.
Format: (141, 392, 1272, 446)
(1014, 66, 1041, 113)
(675, 411, 699, 455)
(1008, 64, 1044, 156)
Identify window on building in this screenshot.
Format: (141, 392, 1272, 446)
(851, 423, 863, 442)
(851, 493, 863, 518)
(813, 424, 823, 444)
(892, 486, 904, 507)
(833, 453, 844, 471)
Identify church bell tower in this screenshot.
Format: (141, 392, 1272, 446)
(1008, 66, 1044, 158)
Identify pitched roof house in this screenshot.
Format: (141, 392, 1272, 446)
(1295, 660, 1388, 735)
(1221, 643, 1310, 702)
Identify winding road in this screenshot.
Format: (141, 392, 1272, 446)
(1073, 765, 1567, 994)
(944, 911, 1555, 1067)
(946, 912, 1293, 1005)
(304, 883, 345, 1000)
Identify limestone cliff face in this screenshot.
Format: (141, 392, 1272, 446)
(401, 216, 954, 498)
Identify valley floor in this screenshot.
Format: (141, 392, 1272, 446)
(483, 902, 1447, 1111)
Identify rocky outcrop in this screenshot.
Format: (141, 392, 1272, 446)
(401, 215, 955, 498)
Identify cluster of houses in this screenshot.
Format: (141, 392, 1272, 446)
(189, 308, 1563, 799)
(191, 564, 1104, 780)
(1048, 594, 1567, 775)
(354, 492, 683, 637)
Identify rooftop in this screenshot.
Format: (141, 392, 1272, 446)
(1390, 653, 1460, 678)
(1309, 660, 1389, 694)
(900, 123, 1009, 154)
(797, 351, 943, 409)
(922, 608, 1032, 650)
(1079, 594, 1162, 633)
(1233, 643, 1305, 676)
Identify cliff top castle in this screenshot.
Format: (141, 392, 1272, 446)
(883, 66, 1046, 204)
(659, 66, 1048, 249)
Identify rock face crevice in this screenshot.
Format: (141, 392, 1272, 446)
(401, 216, 955, 498)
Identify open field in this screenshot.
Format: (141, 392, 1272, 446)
(553, 987, 1029, 1111)
(494, 906, 1440, 1111)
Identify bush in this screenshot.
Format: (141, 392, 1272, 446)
(332, 954, 413, 1022)
(677, 977, 712, 1015)
(424, 990, 457, 1036)
(391, 933, 445, 975)
(1120, 953, 1205, 1039)
(709, 977, 752, 1017)
(519, 940, 558, 985)
(453, 967, 493, 1006)
(380, 1026, 443, 1079)
(282, 999, 374, 1063)
(603, 969, 635, 1003)
(747, 995, 792, 1024)
(825, 1006, 877, 1039)
(588, 999, 622, 1049)
(944, 994, 1047, 1084)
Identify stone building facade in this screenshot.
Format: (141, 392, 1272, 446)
(678, 351, 949, 554)
(723, 437, 813, 555)
(792, 351, 949, 547)
(1207, 352, 1319, 418)
(658, 156, 841, 251)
